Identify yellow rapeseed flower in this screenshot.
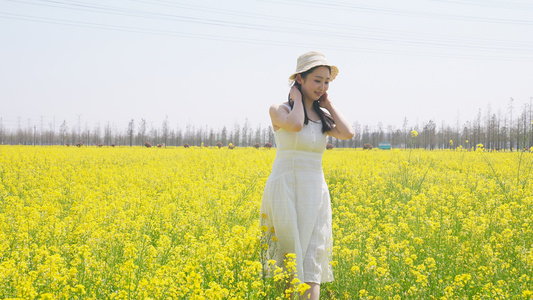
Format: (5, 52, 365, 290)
(1, 146, 531, 299)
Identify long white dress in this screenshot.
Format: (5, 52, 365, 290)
(260, 105, 334, 284)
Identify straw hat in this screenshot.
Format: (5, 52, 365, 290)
(288, 51, 339, 83)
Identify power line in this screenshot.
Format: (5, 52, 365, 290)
(1, 8, 532, 61)
(130, 0, 533, 52)
(3, 11, 531, 63)
(428, 0, 533, 11)
(258, 0, 533, 25)
(1, 0, 532, 62)
(7, 0, 533, 47)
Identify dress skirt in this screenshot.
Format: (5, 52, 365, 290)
(260, 121, 333, 284)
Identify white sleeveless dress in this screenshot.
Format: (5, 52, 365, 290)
(260, 104, 334, 284)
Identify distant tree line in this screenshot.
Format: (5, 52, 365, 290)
(0, 117, 277, 149)
(350, 99, 532, 151)
(1, 99, 532, 150)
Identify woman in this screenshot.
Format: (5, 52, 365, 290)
(260, 51, 354, 299)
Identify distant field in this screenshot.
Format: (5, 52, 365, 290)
(0, 146, 532, 299)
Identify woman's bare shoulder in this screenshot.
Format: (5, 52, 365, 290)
(269, 102, 292, 131)
(270, 102, 291, 113)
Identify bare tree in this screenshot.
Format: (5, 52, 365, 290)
(59, 120, 68, 145)
(139, 119, 145, 145)
(208, 128, 215, 146)
(362, 125, 370, 147)
(175, 124, 183, 146)
(242, 119, 251, 147)
(530, 97, 533, 149)
(93, 123, 102, 145)
(127, 119, 135, 147)
(70, 127, 77, 145)
(508, 98, 514, 150)
(0, 118, 4, 144)
(267, 126, 275, 145)
(233, 122, 240, 146)
(422, 120, 437, 149)
(402, 117, 409, 149)
(254, 124, 262, 145)
(104, 122, 113, 146)
(220, 126, 227, 146)
(150, 122, 159, 145)
(162, 116, 169, 147)
(353, 122, 361, 148)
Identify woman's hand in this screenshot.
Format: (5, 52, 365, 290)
(319, 92, 355, 140)
(317, 92, 332, 110)
(289, 86, 302, 104)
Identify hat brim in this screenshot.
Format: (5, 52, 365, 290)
(288, 64, 338, 83)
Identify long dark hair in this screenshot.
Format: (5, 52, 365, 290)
(288, 66, 334, 134)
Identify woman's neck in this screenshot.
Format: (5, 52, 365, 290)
(303, 97, 315, 112)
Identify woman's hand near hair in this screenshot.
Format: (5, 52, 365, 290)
(270, 86, 305, 132)
(318, 93, 355, 140)
(317, 92, 333, 110)
(289, 86, 302, 105)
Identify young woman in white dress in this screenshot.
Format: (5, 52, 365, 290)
(260, 51, 354, 299)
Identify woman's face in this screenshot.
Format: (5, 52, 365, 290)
(297, 66, 331, 101)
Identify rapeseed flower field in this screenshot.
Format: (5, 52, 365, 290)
(0, 145, 532, 299)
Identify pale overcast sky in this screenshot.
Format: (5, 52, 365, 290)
(1, 0, 532, 133)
